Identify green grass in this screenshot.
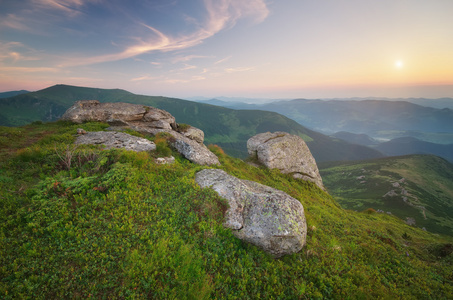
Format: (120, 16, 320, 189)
(0, 121, 452, 299)
(320, 155, 453, 236)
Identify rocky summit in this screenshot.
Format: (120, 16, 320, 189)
(75, 131, 156, 152)
(195, 169, 307, 258)
(247, 132, 325, 190)
(61, 100, 219, 166)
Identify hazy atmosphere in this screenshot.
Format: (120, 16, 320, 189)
(1, 0, 453, 98)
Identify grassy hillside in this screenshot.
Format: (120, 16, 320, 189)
(0, 121, 452, 298)
(0, 84, 383, 162)
(319, 155, 453, 236)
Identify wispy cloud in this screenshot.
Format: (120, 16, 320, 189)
(214, 55, 232, 65)
(0, 14, 31, 31)
(0, 42, 40, 63)
(225, 66, 254, 73)
(171, 55, 210, 64)
(130, 75, 159, 82)
(60, 0, 269, 66)
(32, 0, 87, 16)
(0, 66, 60, 73)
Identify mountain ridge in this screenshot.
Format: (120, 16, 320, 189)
(0, 84, 384, 162)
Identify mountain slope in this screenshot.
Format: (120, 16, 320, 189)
(331, 131, 379, 146)
(374, 137, 453, 162)
(320, 155, 453, 236)
(0, 121, 452, 298)
(0, 84, 384, 162)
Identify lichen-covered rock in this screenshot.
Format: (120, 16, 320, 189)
(61, 100, 219, 166)
(195, 169, 307, 258)
(181, 126, 204, 144)
(75, 131, 156, 152)
(170, 132, 219, 166)
(247, 132, 325, 190)
(62, 100, 148, 123)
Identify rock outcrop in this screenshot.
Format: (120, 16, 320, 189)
(75, 131, 156, 152)
(61, 100, 219, 166)
(247, 132, 324, 190)
(195, 169, 307, 258)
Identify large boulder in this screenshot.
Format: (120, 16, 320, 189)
(61, 100, 219, 166)
(195, 169, 307, 258)
(247, 132, 325, 190)
(75, 131, 156, 152)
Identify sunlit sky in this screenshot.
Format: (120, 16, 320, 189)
(1, 0, 453, 99)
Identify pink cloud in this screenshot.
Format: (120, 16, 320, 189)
(59, 0, 269, 66)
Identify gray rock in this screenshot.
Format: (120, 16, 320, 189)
(62, 100, 148, 123)
(77, 128, 87, 135)
(75, 131, 156, 152)
(181, 126, 204, 144)
(62, 100, 219, 166)
(383, 190, 398, 197)
(195, 169, 307, 258)
(247, 132, 325, 190)
(170, 131, 219, 166)
(155, 156, 175, 165)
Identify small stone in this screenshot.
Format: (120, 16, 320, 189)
(77, 128, 87, 135)
(155, 156, 175, 164)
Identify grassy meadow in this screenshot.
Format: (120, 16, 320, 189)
(0, 121, 452, 299)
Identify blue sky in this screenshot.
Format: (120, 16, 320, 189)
(1, 0, 453, 99)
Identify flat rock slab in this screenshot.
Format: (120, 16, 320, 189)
(75, 131, 156, 152)
(195, 169, 307, 258)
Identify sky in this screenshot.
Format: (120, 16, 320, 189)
(1, 0, 453, 99)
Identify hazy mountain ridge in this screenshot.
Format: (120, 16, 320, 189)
(0, 84, 384, 162)
(0, 90, 30, 98)
(203, 97, 453, 161)
(374, 137, 453, 162)
(196, 96, 453, 110)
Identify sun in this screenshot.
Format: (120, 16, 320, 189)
(395, 60, 403, 69)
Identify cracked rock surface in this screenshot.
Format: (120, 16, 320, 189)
(195, 169, 307, 258)
(75, 131, 156, 152)
(247, 132, 325, 190)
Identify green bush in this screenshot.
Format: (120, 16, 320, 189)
(176, 123, 191, 133)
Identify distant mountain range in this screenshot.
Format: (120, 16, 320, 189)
(0, 84, 383, 162)
(194, 97, 453, 162)
(0, 90, 29, 98)
(195, 96, 453, 110)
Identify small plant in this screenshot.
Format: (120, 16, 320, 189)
(363, 208, 377, 214)
(402, 232, 412, 240)
(176, 123, 191, 133)
(208, 144, 225, 156)
(54, 143, 79, 171)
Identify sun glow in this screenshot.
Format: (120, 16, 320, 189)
(395, 60, 404, 69)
